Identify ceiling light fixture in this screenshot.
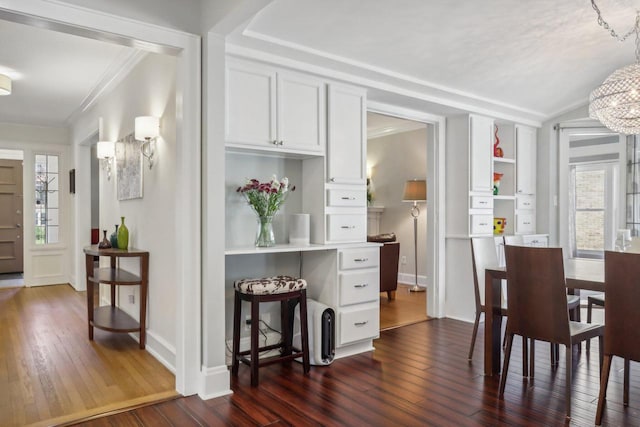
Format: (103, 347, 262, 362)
(0, 74, 11, 96)
(589, 0, 640, 134)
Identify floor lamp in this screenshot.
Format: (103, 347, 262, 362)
(402, 179, 427, 292)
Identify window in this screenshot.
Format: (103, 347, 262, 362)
(35, 154, 59, 244)
(569, 162, 618, 259)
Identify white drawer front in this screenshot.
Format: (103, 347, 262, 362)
(339, 247, 379, 270)
(523, 235, 548, 247)
(327, 189, 366, 207)
(339, 307, 379, 345)
(339, 271, 379, 306)
(327, 214, 366, 242)
(470, 196, 494, 209)
(516, 214, 536, 234)
(516, 195, 535, 210)
(470, 214, 493, 235)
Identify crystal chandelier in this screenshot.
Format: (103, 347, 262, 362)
(589, 0, 640, 134)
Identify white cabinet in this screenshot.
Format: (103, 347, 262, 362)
(516, 124, 536, 195)
(470, 115, 494, 193)
(327, 83, 367, 184)
(226, 58, 325, 155)
(303, 245, 380, 356)
(446, 115, 539, 237)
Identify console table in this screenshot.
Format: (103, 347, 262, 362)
(83, 245, 149, 349)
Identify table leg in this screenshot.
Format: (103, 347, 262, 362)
(484, 270, 503, 376)
(85, 254, 94, 341)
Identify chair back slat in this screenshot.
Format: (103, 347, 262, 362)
(604, 251, 640, 362)
(504, 245, 571, 345)
(471, 237, 499, 308)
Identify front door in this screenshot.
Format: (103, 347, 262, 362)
(0, 159, 23, 274)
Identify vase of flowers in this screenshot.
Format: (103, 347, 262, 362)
(237, 175, 295, 247)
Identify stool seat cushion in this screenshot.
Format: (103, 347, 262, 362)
(235, 275, 307, 295)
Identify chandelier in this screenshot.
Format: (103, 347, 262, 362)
(589, 0, 640, 134)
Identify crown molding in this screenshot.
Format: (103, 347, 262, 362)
(66, 49, 147, 125)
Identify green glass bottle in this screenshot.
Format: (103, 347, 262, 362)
(117, 216, 129, 250)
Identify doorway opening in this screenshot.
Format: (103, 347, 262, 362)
(0, 149, 24, 288)
(367, 111, 429, 330)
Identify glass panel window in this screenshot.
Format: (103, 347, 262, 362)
(570, 163, 617, 259)
(35, 154, 60, 244)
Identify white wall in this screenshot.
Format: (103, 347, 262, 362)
(367, 128, 428, 283)
(70, 52, 178, 370)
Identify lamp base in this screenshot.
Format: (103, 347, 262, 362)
(409, 285, 425, 293)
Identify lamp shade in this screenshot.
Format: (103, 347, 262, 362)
(402, 179, 426, 202)
(135, 116, 160, 140)
(0, 74, 12, 96)
(96, 141, 115, 159)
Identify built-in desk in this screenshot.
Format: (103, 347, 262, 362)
(83, 245, 149, 349)
(225, 242, 382, 359)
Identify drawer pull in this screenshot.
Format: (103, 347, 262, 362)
(523, 202, 531, 206)
(353, 258, 368, 262)
(479, 222, 489, 226)
(478, 201, 487, 205)
(523, 222, 531, 225)
(341, 196, 356, 200)
(341, 225, 356, 229)
(354, 283, 369, 288)
(330, 178, 336, 182)
(354, 321, 369, 327)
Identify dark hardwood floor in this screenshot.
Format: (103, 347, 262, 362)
(72, 318, 639, 426)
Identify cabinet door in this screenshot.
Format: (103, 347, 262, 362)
(469, 115, 494, 193)
(226, 60, 277, 148)
(277, 71, 325, 153)
(516, 125, 536, 195)
(327, 84, 366, 184)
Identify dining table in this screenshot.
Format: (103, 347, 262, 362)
(483, 258, 605, 376)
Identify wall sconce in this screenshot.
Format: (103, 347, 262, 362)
(0, 74, 12, 96)
(96, 141, 115, 180)
(135, 116, 159, 169)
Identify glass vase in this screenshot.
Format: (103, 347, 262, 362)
(255, 215, 275, 247)
(117, 216, 129, 250)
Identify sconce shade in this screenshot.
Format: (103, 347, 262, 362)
(135, 116, 160, 140)
(96, 141, 115, 159)
(0, 74, 12, 96)
(402, 179, 427, 202)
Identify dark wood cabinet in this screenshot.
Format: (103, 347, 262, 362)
(83, 245, 149, 349)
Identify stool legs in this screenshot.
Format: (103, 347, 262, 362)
(250, 296, 260, 386)
(299, 289, 310, 373)
(231, 289, 311, 387)
(231, 291, 241, 376)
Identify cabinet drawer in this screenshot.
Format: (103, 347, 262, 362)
(516, 214, 536, 234)
(327, 189, 366, 207)
(470, 214, 493, 235)
(470, 196, 493, 209)
(516, 195, 535, 210)
(339, 271, 379, 306)
(523, 235, 548, 247)
(339, 307, 379, 345)
(339, 247, 379, 270)
(327, 215, 366, 242)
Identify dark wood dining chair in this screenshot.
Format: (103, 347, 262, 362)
(499, 245, 604, 420)
(595, 251, 640, 425)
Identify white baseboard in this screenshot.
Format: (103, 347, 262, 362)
(397, 273, 428, 288)
(199, 365, 232, 400)
(445, 314, 478, 324)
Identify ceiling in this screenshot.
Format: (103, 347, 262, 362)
(2, 1, 639, 127)
(0, 18, 137, 127)
(367, 112, 425, 139)
(229, 0, 640, 123)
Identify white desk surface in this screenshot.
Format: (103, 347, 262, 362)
(225, 241, 382, 256)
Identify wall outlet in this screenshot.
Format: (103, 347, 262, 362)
(244, 315, 251, 331)
(401, 255, 407, 264)
(128, 294, 135, 304)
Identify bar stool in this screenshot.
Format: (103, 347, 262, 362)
(231, 275, 310, 386)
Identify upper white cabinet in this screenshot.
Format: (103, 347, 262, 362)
(515, 124, 536, 195)
(327, 83, 367, 184)
(469, 115, 494, 194)
(226, 58, 326, 155)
